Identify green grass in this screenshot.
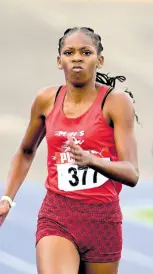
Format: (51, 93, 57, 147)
(134, 208, 153, 223)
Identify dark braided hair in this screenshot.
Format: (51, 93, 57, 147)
(58, 27, 139, 123)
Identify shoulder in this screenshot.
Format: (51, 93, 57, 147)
(36, 86, 60, 106)
(106, 89, 135, 112)
(105, 89, 135, 124)
(107, 88, 133, 104)
(31, 86, 61, 113)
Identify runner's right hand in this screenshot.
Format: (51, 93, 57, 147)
(0, 200, 10, 227)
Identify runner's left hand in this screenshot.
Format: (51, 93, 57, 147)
(66, 139, 92, 167)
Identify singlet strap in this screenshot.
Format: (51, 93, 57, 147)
(54, 86, 63, 105)
(101, 86, 114, 109)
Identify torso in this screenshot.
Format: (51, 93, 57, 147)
(42, 85, 122, 203)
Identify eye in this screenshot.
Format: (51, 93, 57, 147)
(63, 51, 73, 56)
(82, 51, 92, 55)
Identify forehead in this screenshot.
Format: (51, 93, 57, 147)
(62, 32, 96, 49)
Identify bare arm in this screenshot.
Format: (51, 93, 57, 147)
(68, 90, 139, 187)
(89, 90, 139, 187)
(3, 87, 56, 200)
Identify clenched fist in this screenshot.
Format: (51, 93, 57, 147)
(0, 200, 10, 227)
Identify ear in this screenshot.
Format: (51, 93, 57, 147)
(57, 56, 63, 70)
(97, 55, 104, 69)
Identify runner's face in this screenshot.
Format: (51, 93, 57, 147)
(57, 32, 103, 87)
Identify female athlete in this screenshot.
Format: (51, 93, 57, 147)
(0, 27, 139, 274)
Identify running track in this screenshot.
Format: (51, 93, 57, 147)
(0, 180, 153, 274)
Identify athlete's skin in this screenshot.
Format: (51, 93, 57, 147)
(0, 31, 139, 274)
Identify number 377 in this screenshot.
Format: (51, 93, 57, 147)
(68, 166, 98, 186)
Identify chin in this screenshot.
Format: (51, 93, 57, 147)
(73, 83, 86, 88)
(71, 80, 87, 88)
(69, 72, 88, 88)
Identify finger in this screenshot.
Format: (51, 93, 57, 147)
(66, 136, 74, 146)
(74, 154, 82, 162)
(71, 148, 78, 154)
(74, 159, 82, 166)
(68, 141, 76, 148)
(73, 144, 82, 152)
(67, 139, 79, 149)
(69, 152, 75, 159)
(71, 149, 82, 157)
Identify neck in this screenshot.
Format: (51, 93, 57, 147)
(65, 81, 98, 103)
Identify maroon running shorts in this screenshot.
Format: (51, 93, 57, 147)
(36, 191, 123, 263)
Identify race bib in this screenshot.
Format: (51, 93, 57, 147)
(55, 151, 110, 192)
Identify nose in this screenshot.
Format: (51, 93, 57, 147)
(72, 52, 83, 62)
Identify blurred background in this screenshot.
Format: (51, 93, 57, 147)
(0, 0, 153, 273)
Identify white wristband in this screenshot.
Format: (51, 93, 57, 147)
(1, 196, 16, 208)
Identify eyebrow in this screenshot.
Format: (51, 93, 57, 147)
(63, 46, 93, 50)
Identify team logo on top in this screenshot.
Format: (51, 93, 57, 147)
(51, 130, 85, 160)
(55, 130, 85, 152)
(55, 130, 84, 137)
(62, 136, 84, 152)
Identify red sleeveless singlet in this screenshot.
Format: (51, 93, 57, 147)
(45, 85, 122, 203)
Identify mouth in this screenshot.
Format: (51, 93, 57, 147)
(72, 66, 83, 72)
